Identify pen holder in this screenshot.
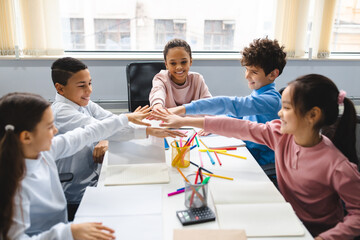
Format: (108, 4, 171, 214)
(171, 140, 191, 168)
(184, 173, 208, 208)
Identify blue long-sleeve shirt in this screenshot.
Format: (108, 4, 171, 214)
(184, 83, 281, 166)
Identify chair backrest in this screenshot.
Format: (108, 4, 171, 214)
(126, 61, 166, 112)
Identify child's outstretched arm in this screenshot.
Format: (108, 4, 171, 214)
(146, 127, 187, 138)
(71, 222, 115, 240)
(152, 109, 204, 129)
(125, 105, 152, 126)
(167, 106, 186, 115)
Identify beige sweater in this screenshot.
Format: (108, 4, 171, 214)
(149, 70, 212, 108)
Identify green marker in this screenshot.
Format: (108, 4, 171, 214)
(195, 136, 200, 147)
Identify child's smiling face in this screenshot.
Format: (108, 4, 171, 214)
(244, 65, 273, 90)
(59, 69, 92, 106)
(165, 47, 192, 85)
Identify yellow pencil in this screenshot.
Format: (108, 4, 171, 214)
(202, 172, 234, 181)
(198, 149, 227, 153)
(217, 151, 247, 159)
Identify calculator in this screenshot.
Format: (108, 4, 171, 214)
(176, 206, 216, 226)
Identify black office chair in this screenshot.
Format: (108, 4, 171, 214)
(59, 172, 73, 182)
(126, 61, 166, 112)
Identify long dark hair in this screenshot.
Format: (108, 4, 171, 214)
(288, 74, 358, 167)
(0, 92, 50, 240)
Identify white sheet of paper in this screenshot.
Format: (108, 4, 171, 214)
(210, 181, 285, 204)
(199, 134, 246, 149)
(104, 163, 169, 185)
(74, 215, 162, 240)
(75, 185, 162, 217)
(216, 202, 305, 237)
(107, 138, 166, 165)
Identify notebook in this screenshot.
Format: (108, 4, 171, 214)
(173, 229, 247, 240)
(199, 134, 246, 149)
(105, 163, 169, 186)
(210, 181, 305, 237)
(74, 185, 162, 240)
(105, 137, 169, 185)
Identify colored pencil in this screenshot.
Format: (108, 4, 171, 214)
(202, 172, 234, 181)
(217, 151, 247, 159)
(198, 149, 227, 153)
(214, 151, 222, 166)
(212, 147, 237, 150)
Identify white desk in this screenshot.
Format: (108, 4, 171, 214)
(84, 135, 313, 240)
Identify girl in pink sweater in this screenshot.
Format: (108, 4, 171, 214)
(149, 39, 212, 110)
(153, 74, 360, 240)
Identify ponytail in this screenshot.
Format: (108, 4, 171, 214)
(0, 127, 25, 240)
(332, 98, 358, 168)
(0, 92, 50, 240)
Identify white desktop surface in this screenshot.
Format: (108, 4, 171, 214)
(85, 135, 314, 240)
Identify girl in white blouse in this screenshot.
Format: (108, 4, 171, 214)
(0, 92, 184, 240)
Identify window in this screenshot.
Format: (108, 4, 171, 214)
(154, 19, 186, 50)
(94, 19, 131, 50)
(59, 0, 275, 52)
(62, 18, 85, 50)
(204, 20, 235, 50)
(6, 0, 360, 57)
(332, 0, 360, 52)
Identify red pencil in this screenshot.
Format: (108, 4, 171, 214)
(214, 151, 222, 166)
(212, 147, 237, 150)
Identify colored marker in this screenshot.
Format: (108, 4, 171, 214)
(168, 189, 185, 196)
(195, 135, 200, 147)
(206, 150, 215, 165)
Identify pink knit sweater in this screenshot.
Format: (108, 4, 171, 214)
(204, 117, 360, 240)
(149, 70, 212, 108)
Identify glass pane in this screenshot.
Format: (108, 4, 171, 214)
(60, 0, 276, 51)
(332, 0, 360, 52)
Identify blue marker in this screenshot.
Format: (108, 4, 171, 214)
(189, 145, 197, 150)
(206, 150, 215, 165)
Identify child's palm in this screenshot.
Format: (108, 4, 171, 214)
(127, 105, 152, 126)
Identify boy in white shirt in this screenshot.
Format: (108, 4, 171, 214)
(51, 57, 139, 220)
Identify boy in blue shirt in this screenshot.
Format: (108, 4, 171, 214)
(170, 38, 287, 168)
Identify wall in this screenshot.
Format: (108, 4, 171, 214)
(0, 58, 359, 109)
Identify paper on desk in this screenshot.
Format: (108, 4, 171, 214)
(173, 229, 247, 240)
(210, 181, 285, 204)
(74, 215, 162, 240)
(216, 202, 305, 237)
(199, 134, 246, 149)
(74, 186, 163, 240)
(107, 138, 166, 165)
(105, 163, 169, 185)
(75, 185, 162, 217)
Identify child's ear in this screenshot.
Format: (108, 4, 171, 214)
(268, 69, 279, 81)
(307, 107, 322, 125)
(19, 130, 33, 145)
(55, 83, 65, 95)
